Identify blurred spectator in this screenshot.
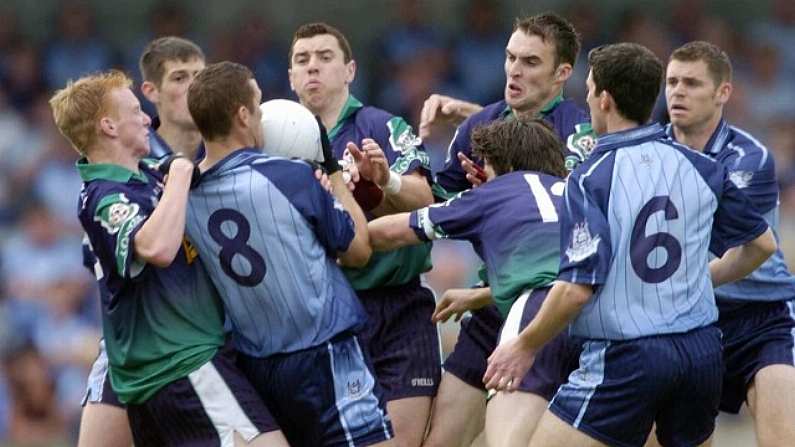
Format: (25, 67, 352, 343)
(751, 0, 795, 74)
(450, 0, 505, 104)
(43, 1, 116, 92)
(739, 43, 795, 131)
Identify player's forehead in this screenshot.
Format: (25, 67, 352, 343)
(107, 87, 140, 112)
(292, 34, 344, 58)
(162, 57, 206, 77)
(666, 58, 710, 79)
(506, 30, 555, 60)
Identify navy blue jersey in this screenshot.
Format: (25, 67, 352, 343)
(433, 95, 593, 200)
(185, 148, 366, 357)
(409, 171, 565, 316)
(666, 120, 795, 302)
(329, 95, 433, 290)
(77, 159, 224, 403)
(559, 123, 769, 340)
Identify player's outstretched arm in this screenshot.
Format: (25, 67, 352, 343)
(348, 140, 434, 215)
(710, 227, 776, 287)
(134, 157, 195, 267)
(419, 94, 483, 139)
(432, 287, 492, 323)
(368, 212, 420, 252)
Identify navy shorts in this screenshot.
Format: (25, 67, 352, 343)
(356, 278, 442, 400)
(443, 304, 502, 391)
(549, 326, 722, 447)
(127, 345, 279, 447)
(717, 298, 795, 413)
(237, 333, 393, 447)
(498, 288, 581, 399)
(81, 339, 124, 408)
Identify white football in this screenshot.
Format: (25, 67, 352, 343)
(259, 99, 324, 161)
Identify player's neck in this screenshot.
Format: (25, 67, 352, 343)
(513, 89, 562, 119)
(605, 112, 639, 135)
(317, 91, 349, 132)
(199, 134, 251, 172)
(157, 122, 202, 160)
(672, 113, 722, 153)
(86, 142, 140, 173)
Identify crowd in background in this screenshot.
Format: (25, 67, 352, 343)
(0, 0, 794, 444)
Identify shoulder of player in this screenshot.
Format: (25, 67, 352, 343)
(724, 125, 774, 171)
(459, 100, 507, 130)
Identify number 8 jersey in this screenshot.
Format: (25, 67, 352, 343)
(559, 123, 769, 340)
(185, 148, 367, 357)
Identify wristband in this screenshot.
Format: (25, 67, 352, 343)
(383, 171, 402, 195)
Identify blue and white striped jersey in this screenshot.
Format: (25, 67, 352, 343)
(185, 148, 366, 357)
(666, 120, 795, 303)
(559, 123, 769, 340)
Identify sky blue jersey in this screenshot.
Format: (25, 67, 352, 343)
(559, 123, 769, 340)
(185, 148, 366, 357)
(666, 120, 795, 302)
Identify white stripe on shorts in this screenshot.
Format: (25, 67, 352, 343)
(787, 300, 795, 366)
(498, 289, 533, 346)
(188, 361, 260, 447)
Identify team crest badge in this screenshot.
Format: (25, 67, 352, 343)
(565, 222, 601, 263)
(729, 170, 753, 189)
(96, 194, 140, 235)
(387, 117, 422, 154)
(566, 123, 597, 163)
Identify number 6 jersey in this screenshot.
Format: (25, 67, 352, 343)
(185, 148, 367, 357)
(559, 123, 769, 340)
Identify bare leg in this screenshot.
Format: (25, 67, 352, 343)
(421, 373, 485, 447)
(77, 403, 131, 447)
(485, 391, 547, 447)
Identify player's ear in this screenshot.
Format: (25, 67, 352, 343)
(716, 81, 732, 106)
(99, 116, 117, 137)
(599, 90, 612, 113)
(345, 59, 356, 85)
(140, 81, 159, 104)
(554, 63, 573, 83)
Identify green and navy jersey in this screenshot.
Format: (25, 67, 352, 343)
(409, 171, 565, 317)
(329, 95, 433, 290)
(185, 149, 366, 357)
(76, 159, 224, 404)
(559, 123, 769, 340)
(433, 95, 594, 200)
(666, 120, 795, 303)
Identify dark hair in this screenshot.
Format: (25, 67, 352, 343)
(471, 118, 566, 178)
(289, 22, 353, 67)
(188, 61, 255, 141)
(588, 43, 663, 124)
(139, 36, 205, 86)
(514, 13, 581, 68)
(670, 41, 732, 86)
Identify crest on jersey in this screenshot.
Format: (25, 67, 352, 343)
(729, 170, 753, 189)
(347, 379, 363, 398)
(565, 222, 601, 263)
(387, 117, 422, 154)
(566, 123, 597, 168)
(96, 194, 140, 235)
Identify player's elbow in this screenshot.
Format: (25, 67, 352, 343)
(754, 227, 777, 261)
(339, 242, 372, 268)
(134, 241, 179, 268)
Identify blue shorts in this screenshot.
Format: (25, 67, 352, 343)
(498, 288, 581, 399)
(443, 304, 502, 391)
(128, 345, 279, 447)
(717, 298, 795, 413)
(549, 326, 722, 447)
(237, 333, 393, 447)
(81, 339, 124, 408)
(356, 278, 441, 400)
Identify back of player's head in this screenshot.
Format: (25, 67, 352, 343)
(139, 36, 205, 86)
(188, 61, 255, 141)
(670, 41, 733, 86)
(588, 43, 663, 124)
(49, 70, 132, 155)
(289, 22, 353, 67)
(514, 13, 581, 68)
(471, 118, 566, 178)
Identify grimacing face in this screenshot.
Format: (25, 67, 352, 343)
(109, 87, 152, 158)
(665, 59, 728, 131)
(289, 34, 355, 114)
(503, 30, 562, 114)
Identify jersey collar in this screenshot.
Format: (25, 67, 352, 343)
(502, 91, 564, 119)
(665, 118, 730, 157)
(76, 158, 149, 183)
(591, 122, 666, 155)
(328, 95, 364, 140)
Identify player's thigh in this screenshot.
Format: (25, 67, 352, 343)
(747, 364, 795, 446)
(388, 396, 432, 447)
(422, 372, 486, 447)
(529, 410, 609, 447)
(485, 391, 547, 447)
(77, 402, 131, 447)
(237, 429, 290, 447)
